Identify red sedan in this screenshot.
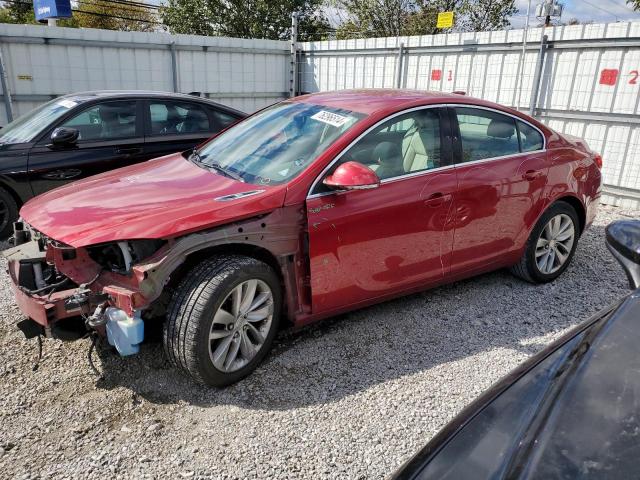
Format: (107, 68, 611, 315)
(6, 90, 602, 386)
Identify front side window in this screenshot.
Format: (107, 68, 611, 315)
(195, 102, 364, 186)
(61, 101, 137, 141)
(319, 108, 442, 190)
(455, 107, 519, 163)
(149, 101, 210, 135)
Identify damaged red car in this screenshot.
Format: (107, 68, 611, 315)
(4, 90, 602, 386)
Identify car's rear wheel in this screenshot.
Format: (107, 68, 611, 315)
(0, 187, 18, 239)
(163, 255, 281, 387)
(510, 201, 580, 283)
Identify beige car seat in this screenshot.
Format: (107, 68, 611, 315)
(401, 113, 439, 172)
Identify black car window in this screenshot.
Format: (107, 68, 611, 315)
(211, 109, 239, 131)
(61, 101, 137, 141)
(518, 120, 544, 152)
(148, 101, 210, 135)
(455, 107, 519, 163)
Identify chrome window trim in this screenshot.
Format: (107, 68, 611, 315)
(306, 102, 547, 200)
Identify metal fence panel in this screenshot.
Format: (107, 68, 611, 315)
(0, 23, 290, 121)
(300, 21, 640, 208)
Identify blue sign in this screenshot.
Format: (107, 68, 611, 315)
(33, 0, 72, 21)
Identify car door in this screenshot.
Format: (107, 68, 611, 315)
(28, 99, 145, 196)
(143, 99, 237, 159)
(449, 106, 549, 275)
(306, 107, 456, 314)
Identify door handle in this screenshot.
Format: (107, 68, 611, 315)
(41, 169, 82, 180)
(424, 192, 452, 207)
(523, 169, 542, 181)
(116, 146, 143, 156)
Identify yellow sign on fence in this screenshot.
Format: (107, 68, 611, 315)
(437, 11, 454, 29)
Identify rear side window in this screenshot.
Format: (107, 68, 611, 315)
(455, 107, 519, 163)
(518, 121, 544, 152)
(211, 109, 240, 131)
(148, 101, 210, 135)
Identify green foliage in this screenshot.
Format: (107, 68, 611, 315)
(628, 0, 640, 11)
(161, 0, 331, 41)
(334, 0, 517, 39)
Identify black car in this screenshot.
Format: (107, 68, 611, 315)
(394, 219, 640, 480)
(0, 91, 245, 237)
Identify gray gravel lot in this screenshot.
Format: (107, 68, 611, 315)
(0, 205, 636, 479)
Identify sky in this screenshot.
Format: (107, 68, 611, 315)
(510, 0, 640, 28)
(323, 0, 640, 29)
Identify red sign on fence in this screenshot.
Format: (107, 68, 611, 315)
(431, 69, 442, 81)
(599, 69, 619, 86)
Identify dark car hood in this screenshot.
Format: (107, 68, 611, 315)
(20, 153, 286, 248)
(394, 292, 640, 480)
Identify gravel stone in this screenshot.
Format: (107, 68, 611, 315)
(0, 205, 635, 479)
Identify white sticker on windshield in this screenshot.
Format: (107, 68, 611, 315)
(311, 110, 350, 128)
(57, 99, 77, 109)
(58, 98, 77, 108)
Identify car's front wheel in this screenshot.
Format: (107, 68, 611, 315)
(510, 201, 580, 283)
(164, 255, 281, 387)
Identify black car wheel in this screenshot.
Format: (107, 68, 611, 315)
(0, 187, 18, 239)
(510, 201, 580, 283)
(163, 255, 281, 387)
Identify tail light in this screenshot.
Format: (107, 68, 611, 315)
(594, 153, 603, 169)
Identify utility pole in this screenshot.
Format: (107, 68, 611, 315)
(516, 0, 532, 109)
(289, 12, 299, 98)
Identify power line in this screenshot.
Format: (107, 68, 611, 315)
(1, 0, 162, 24)
(74, 0, 160, 17)
(580, 0, 621, 21)
(72, 6, 163, 24)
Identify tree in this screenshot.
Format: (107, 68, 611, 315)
(628, 0, 640, 11)
(333, 0, 517, 39)
(73, 0, 158, 32)
(4, 0, 32, 23)
(161, 0, 331, 41)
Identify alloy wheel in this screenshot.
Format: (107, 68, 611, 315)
(208, 279, 274, 373)
(535, 213, 575, 275)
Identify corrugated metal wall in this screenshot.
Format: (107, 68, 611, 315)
(0, 23, 290, 120)
(299, 21, 640, 208)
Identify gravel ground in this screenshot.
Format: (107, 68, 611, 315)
(0, 204, 636, 479)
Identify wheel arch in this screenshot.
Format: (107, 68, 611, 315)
(164, 242, 295, 326)
(554, 194, 586, 234)
(0, 180, 24, 210)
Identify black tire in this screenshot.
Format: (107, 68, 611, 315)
(510, 201, 580, 284)
(0, 187, 18, 239)
(163, 255, 281, 387)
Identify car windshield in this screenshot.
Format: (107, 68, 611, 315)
(196, 102, 364, 185)
(0, 97, 80, 145)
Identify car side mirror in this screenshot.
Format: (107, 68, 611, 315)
(606, 220, 640, 290)
(50, 127, 79, 147)
(323, 161, 380, 191)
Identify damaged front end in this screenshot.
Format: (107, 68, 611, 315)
(4, 222, 165, 355)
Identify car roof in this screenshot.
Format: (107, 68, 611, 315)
(292, 88, 529, 119)
(59, 90, 246, 116)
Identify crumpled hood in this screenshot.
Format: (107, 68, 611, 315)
(20, 153, 286, 247)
